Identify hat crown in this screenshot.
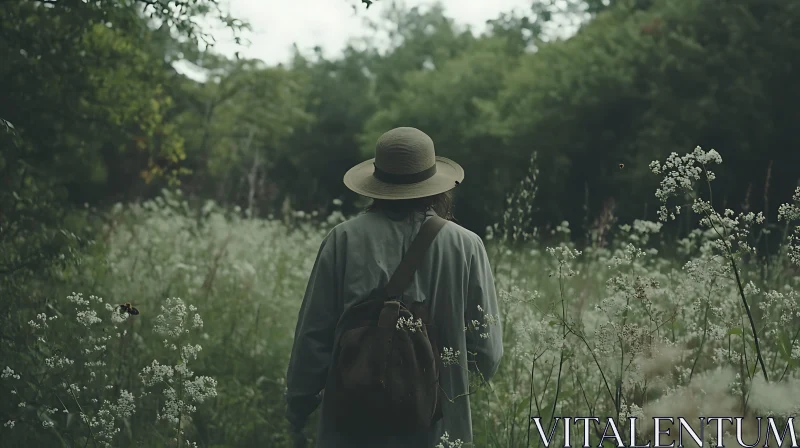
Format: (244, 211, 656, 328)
(374, 127, 436, 175)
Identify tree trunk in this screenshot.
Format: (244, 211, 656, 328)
(244, 127, 259, 218)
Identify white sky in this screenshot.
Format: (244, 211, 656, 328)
(182, 0, 535, 71)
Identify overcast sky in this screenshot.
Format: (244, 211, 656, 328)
(193, 0, 535, 65)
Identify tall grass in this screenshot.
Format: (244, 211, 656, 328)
(466, 147, 800, 447)
(1, 147, 798, 447)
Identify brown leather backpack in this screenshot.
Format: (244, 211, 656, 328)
(324, 215, 447, 438)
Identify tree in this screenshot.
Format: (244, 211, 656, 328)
(492, 0, 800, 232)
(174, 56, 314, 215)
(0, 0, 245, 204)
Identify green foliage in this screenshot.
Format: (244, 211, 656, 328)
(280, 48, 378, 212)
(6, 0, 800, 231)
(492, 0, 800, 231)
(4, 0, 800, 445)
(1, 1, 186, 202)
(174, 57, 314, 213)
(0, 122, 88, 329)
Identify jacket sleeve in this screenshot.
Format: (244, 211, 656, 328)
(284, 230, 340, 431)
(464, 234, 504, 382)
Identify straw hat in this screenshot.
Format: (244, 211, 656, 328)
(343, 127, 464, 200)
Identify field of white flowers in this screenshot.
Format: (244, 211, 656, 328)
(1, 147, 799, 448)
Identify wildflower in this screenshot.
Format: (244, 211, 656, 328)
(621, 402, 645, 422)
(4, 420, 14, 429)
(181, 344, 203, 361)
(111, 390, 136, 419)
(140, 360, 175, 387)
(153, 297, 190, 338)
(441, 347, 461, 366)
(547, 244, 582, 264)
(66, 292, 90, 306)
(778, 187, 800, 266)
(2, 366, 20, 380)
(45, 355, 75, 369)
(184, 376, 218, 403)
(436, 431, 464, 448)
(396, 316, 423, 333)
(651, 147, 723, 221)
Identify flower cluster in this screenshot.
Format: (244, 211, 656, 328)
(778, 186, 800, 266)
(546, 244, 582, 277)
(139, 297, 217, 443)
(1, 288, 219, 447)
(396, 316, 423, 333)
(441, 347, 461, 367)
(153, 297, 191, 339)
(435, 431, 465, 448)
(649, 146, 722, 221)
(2, 366, 20, 380)
(467, 304, 500, 340)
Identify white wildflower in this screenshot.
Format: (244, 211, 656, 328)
(66, 292, 90, 306)
(436, 431, 464, 448)
(2, 366, 20, 380)
(441, 347, 461, 366)
(396, 316, 423, 333)
(192, 313, 203, 329)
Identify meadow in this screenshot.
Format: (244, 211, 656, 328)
(2, 147, 799, 448)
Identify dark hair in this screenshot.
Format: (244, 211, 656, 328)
(364, 189, 457, 222)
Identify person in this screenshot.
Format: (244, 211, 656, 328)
(284, 127, 504, 447)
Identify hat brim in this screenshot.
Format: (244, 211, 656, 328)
(343, 156, 464, 200)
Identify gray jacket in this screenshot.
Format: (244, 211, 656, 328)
(285, 209, 503, 447)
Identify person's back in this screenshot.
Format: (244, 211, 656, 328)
(284, 127, 503, 447)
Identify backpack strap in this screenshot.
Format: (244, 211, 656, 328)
(329, 215, 447, 345)
(384, 215, 448, 299)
